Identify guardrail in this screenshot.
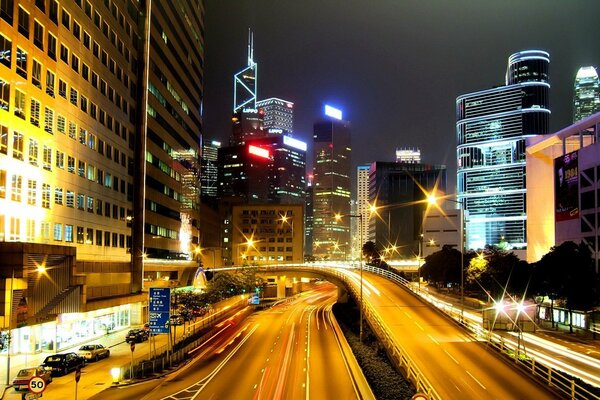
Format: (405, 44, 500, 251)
(113, 298, 250, 381)
(256, 263, 599, 400)
(256, 264, 442, 400)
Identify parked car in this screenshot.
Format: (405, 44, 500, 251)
(169, 314, 184, 326)
(12, 367, 52, 391)
(78, 344, 110, 361)
(40, 352, 85, 376)
(125, 329, 149, 343)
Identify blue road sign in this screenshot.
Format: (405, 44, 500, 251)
(149, 288, 171, 334)
(249, 293, 260, 305)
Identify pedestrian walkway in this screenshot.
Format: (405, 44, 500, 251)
(0, 326, 132, 398)
(418, 283, 600, 354)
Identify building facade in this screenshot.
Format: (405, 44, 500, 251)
(0, 0, 204, 367)
(200, 139, 220, 207)
(368, 162, 447, 258)
(456, 50, 550, 253)
(231, 204, 304, 265)
(256, 97, 294, 134)
(356, 164, 370, 258)
(526, 111, 600, 267)
(573, 66, 600, 123)
(233, 29, 256, 113)
(312, 107, 351, 260)
(304, 177, 314, 257)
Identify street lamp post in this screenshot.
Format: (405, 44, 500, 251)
(279, 214, 294, 263)
(428, 194, 465, 323)
(335, 213, 364, 342)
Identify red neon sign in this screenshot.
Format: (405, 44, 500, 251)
(248, 145, 270, 159)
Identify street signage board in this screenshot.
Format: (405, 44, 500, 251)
(249, 293, 260, 305)
(149, 288, 171, 334)
(28, 376, 46, 394)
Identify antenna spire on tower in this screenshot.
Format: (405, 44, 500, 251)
(247, 28, 254, 66)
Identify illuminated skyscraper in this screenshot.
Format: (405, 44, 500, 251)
(257, 97, 294, 134)
(573, 66, 600, 123)
(356, 165, 370, 258)
(312, 105, 352, 260)
(233, 29, 257, 113)
(0, 0, 204, 360)
(201, 140, 221, 206)
(368, 162, 446, 257)
(457, 50, 550, 253)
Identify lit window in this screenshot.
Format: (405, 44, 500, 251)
(30, 98, 40, 126)
(12, 131, 24, 160)
(28, 138, 38, 165)
(11, 174, 22, 202)
(16, 47, 27, 79)
(41, 183, 50, 208)
(27, 179, 36, 205)
(14, 90, 25, 119)
(43, 145, 51, 170)
(0, 34, 11, 68)
(54, 223, 62, 240)
(65, 224, 73, 242)
(44, 107, 54, 134)
(0, 78, 9, 111)
(54, 186, 63, 204)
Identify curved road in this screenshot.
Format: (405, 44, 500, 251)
(358, 271, 559, 399)
(93, 283, 372, 400)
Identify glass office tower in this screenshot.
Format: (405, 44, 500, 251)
(573, 66, 600, 123)
(456, 50, 550, 251)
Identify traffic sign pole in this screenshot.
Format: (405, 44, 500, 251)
(28, 376, 46, 394)
(130, 341, 135, 381)
(74, 366, 81, 400)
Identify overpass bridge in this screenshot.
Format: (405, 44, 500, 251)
(204, 262, 594, 400)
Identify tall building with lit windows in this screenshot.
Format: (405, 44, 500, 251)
(201, 139, 220, 206)
(355, 164, 370, 258)
(0, 0, 204, 367)
(456, 50, 550, 254)
(257, 97, 294, 134)
(573, 66, 600, 123)
(312, 105, 351, 260)
(233, 29, 257, 113)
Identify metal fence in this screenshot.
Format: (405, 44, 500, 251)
(114, 298, 250, 381)
(255, 263, 599, 400)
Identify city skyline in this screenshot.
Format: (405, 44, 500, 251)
(204, 0, 600, 187)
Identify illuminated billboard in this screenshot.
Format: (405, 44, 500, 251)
(324, 105, 342, 120)
(248, 145, 270, 159)
(283, 136, 307, 151)
(555, 150, 579, 222)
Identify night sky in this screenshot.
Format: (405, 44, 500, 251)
(203, 1, 600, 189)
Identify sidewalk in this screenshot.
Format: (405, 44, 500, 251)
(419, 283, 600, 352)
(0, 326, 132, 398)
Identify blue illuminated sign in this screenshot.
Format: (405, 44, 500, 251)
(149, 288, 171, 334)
(324, 105, 342, 120)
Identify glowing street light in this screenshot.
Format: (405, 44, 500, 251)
(428, 192, 466, 323)
(335, 212, 365, 342)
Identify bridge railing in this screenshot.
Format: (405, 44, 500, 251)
(257, 263, 441, 400)
(257, 263, 599, 400)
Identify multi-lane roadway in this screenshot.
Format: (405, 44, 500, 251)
(92, 282, 373, 400)
(353, 270, 560, 399)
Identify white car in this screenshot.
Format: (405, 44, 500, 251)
(78, 344, 110, 361)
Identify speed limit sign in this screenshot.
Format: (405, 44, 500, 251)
(28, 376, 46, 394)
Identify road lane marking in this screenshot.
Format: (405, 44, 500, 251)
(444, 349, 459, 365)
(466, 370, 486, 390)
(427, 334, 439, 345)
(414, 321, 424, 331)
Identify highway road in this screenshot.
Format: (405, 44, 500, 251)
(91, 282, 373, 400)
(354, 270, 560, 399)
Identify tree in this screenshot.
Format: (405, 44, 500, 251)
(421, 245, 462, 289)
(533, 241, 599, 332)
(362, 241, 381, 264)
(465, 247, 532, 301)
